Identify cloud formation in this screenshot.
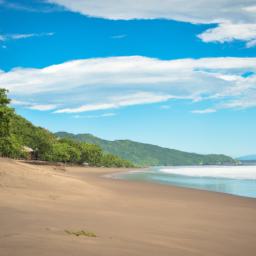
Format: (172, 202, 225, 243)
(0, 0, 63, 13)
(48, 0, 256, 46)
(192, 108, 217, 114)
(111, 34, 127, 39)
(47, 0, 256, 23)
(0, 56, 255, 113)
(198, 22, 256, 46)
(11, 99, 58, 111)
(55, 92, 172, 113)
(0, 32, 54, 42)
(73, 112, 116, 119)
(246, 39, 256, 48)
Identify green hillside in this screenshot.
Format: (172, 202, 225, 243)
(55, 132, 237, 167)
(0, 89, 133, 168)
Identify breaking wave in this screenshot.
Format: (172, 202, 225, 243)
(159, 166, 256, 180)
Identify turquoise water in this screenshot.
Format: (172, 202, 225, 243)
(113, 166, 256, 198)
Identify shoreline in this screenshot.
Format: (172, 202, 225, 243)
(1, 158, 256, 255)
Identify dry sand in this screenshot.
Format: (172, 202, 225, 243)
(0, 157, 256, 256)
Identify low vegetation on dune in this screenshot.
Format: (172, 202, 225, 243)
(0, 88, 134, 168)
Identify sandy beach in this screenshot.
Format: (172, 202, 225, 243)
(0, 157, 256, 256)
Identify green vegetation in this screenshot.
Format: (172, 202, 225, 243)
(65, 230, 97, 237)
(55, 132, 237, 167)
(0, 89, 24, 158)
(0, 89, 134, 167)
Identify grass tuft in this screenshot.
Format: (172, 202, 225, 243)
(65, 229, 97, 237)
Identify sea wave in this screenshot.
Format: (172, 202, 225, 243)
(158, 166, 256, 180)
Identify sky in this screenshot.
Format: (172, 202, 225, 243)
(0, 0, 256, 157)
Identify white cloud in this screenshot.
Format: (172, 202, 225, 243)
(111, 34, 127, 39)
(28, 104, 58, 111)
(246, 39, 256, 48)
(57, 103, 116, 113)
(47, 0, 256, 24)
(0, 32, 54, 42)
(192, 108, 216, 114)
(55, 92, 172, 113)
(11, 34, 38, 40)
(198, 22, 256, 43)
(11, 99, 58, 111)
(160, 105, 171, 109)
(11, 99, 31, 106)
(48, 0, 256, 46)
(0, 0, 63, 13)
(74, 112, 116, 119)
(101, 112, 116, 117)
(243, 5, 256, 13)
(1, 56, 256, 113)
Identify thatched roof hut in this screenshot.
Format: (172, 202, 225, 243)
(22, 146, 35, 160)
(22, 146, 34, 153)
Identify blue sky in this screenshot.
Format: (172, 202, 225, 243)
(0, 0, 256, 157)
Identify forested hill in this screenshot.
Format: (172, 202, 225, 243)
(55, 132, 237, 167)
(0, 89, 133, 167)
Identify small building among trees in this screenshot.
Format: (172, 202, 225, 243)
(22, 146, 36, 160)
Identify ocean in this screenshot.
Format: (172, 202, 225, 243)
(112, 165, 256, 198)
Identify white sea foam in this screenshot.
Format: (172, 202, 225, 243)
(159, 166, 256, 180)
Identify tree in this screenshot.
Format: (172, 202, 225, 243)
(0, 135, 23, 158)
(0, 89, 22, 157)
(79, 143, 103, 166)
(101, 153, 134, 167)
(0, 88, 10, 105)
(0, 89, 13, 137)
(43, 142, 81, 163)
(33, 128, 55, 159)
(46, 143, 71, 163)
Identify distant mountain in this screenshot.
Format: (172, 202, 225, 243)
(55, 132, 237, 167)
(237, 155, 256, 161)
